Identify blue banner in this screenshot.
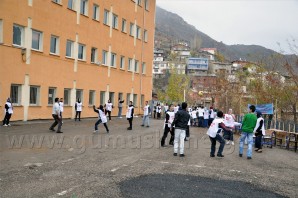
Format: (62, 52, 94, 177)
(247, 103, 274, 114)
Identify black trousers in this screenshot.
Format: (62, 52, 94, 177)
(161, 125, 174, 146)
(50, 114, 62, 132)
(106, 110, 111, 120)
(75, 111, 81, 121)
(2, 112, 12, 125)
(128, 118, 133, 128)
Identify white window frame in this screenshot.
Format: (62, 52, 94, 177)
(10, 84, 22, 105)
(64, 88, 71, 105)
(142, 62, 146, 74)
(129, 23, 134, 36)
(144, 29, 148, 42)
(29, 86, 40, 106)
(93, 4, 99, 21)
(134, 60, 139, 73)
(112, 14, 118, 29)
(91, 47, 98, 63)
(111, 53, 116, 67)
(76, 89, 84, 103)
(141, 94, 144, 108)
(102, 50, 107, 65)
(50, 35, 59, 55)
(66, 40, 74, 58)
(31, 29, 43, 51)
(126, 93, 131, 105)
(136, 26, 141, 39)
(109, 92, 115, 104)
(68, 0, 75, 10)
(78, 43, 86, 60)
(80, 0, 88, 16)
(104, 9, 110, 25)
(89, 90, 95, 105)
(133, 94, 138, 107)
(13, 24, 25, 47)
(48, 87, 57, 105)
(120, 56, 125, 69)
(145, 0, 149, 10)
(100, 91, 105, 105)
(128, 58, 133, 71)
(121, 19, 126, 33)
(137, 0, 142, 6)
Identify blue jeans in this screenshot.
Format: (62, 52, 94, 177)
(118, 107, 122, 117)
(142, 115, 150, 126)
(203, 119, 208, 128)
(209, 134, 225, 156)
(239, 132, 253, 157)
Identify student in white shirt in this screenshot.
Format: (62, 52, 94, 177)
(2, 98, 13, 126)
(59, 98, 64, 123)
(208, 106, 215, 126)
(75, 98, 82, 121)
(49, 98, 62, 133)
(161, 104, 175, 146)
(198, 106, 204, 127)
(203, 107, 209, 128)
(191, 108, 197, 127)
(207, 111, 232, 157)
(254, 111, 266, 153)
(141, 101, 151, 127)
(224, 109, 236, 145)
(105, 99, 113, 121)
(156, 103, 162, 119)
(93, 105, 109, 133)
(126, 101, 134, 130)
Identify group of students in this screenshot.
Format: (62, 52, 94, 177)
(189, 106, 216, 127)
(207, 105, 265, 159)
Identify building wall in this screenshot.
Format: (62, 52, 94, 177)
(0, 0, 156, 120)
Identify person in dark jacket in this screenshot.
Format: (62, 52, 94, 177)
(171, 102, 190, 157)
(126, 101, 134, 130)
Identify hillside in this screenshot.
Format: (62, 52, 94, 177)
(155, 6, 296, 72)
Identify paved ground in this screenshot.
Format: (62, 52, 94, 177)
(0, 117, 297, 198)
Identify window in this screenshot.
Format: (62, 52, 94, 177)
(126, 93, 131, 105)
(137, 0, 142, 6)
(66, 40, 74, 57)
(102, 50, 107, 65)
(136, 26, 141, 39)
(112, 14, 118, 29)
(68, 0, 75, 9)
(78, 43, 86, 60)
(32, 30, 43, 51)
(30, 86, 40, 105)
(129, 23, 134, 36)
(128, 58, 133, 71)
(111, 53, 116, 67)
(48, 88, 56, 105)
(10, 84, 21, 105)
(64, 89, 71, 105)
(80, 0, 88, 15)
(134, 60, 139, 72)
(13, 24, 24, 46)
(100, 91, 105, 105)
(118, 92, 123, 101)
(141, 95, 144, 108)
(120, 56, 125, 69)
(93, 4, 99, 20)
(76, 89, 83, 103)
(145, 0, 149, 10)
(109, 92, 115, 104)
(50, 35, 59, 55)
(121, 19, 126, 32)
(133, 94, 138, 107)
(52, 0, 61, 4)
(89, 90, 95, 105)
(91, 47, 98, 63)
(142, 62, 146, 74)
(104, 10, 110, 25)
(0, 20, 3, 43)
(144, 29, 148, 42)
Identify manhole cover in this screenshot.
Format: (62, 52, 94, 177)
(119, 174, 285, 198)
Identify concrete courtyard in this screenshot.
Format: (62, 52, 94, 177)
(0, 117, 297, 197)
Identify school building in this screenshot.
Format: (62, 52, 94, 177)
(0, 0, 156, 121)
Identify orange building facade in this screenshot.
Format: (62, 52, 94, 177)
(0, 0, 156, 121)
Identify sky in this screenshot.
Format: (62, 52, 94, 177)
(156, 0, 298, 54)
